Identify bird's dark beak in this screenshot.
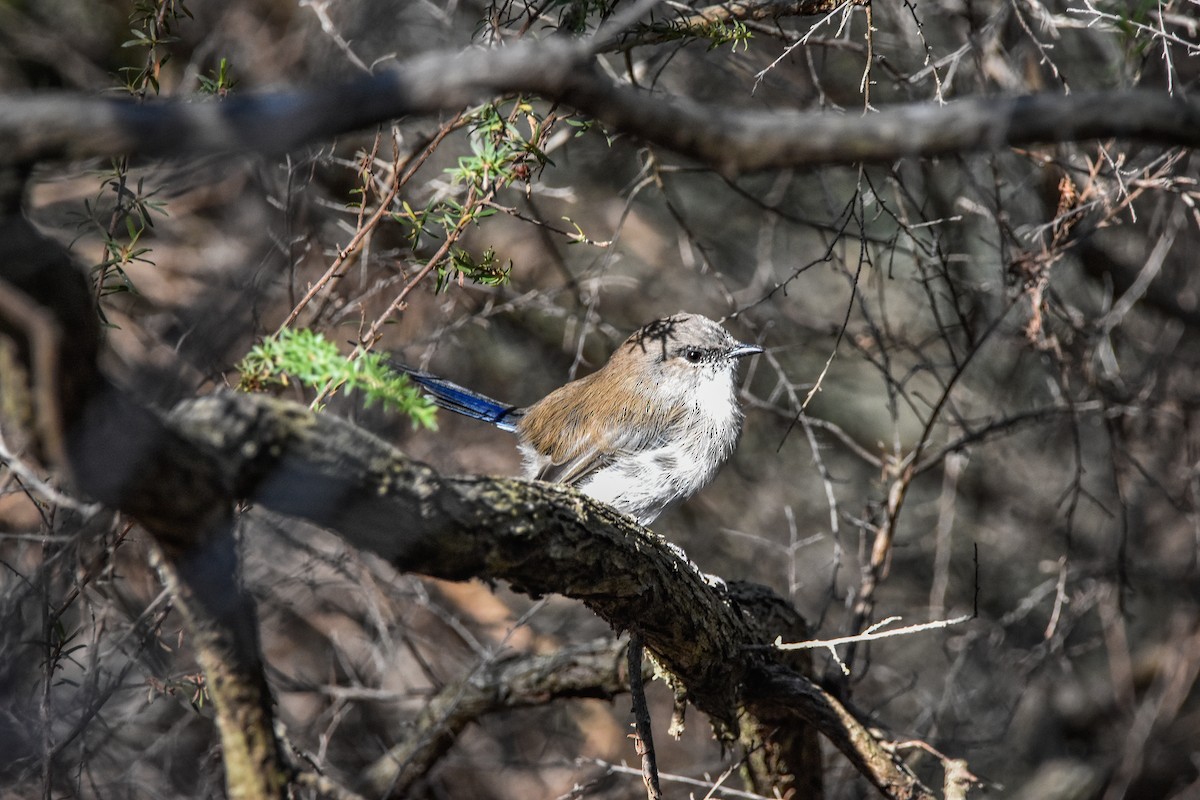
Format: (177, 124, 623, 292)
(729, 342, 764, 359)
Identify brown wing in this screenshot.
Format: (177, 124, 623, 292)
(534, 446, 613, 486)
(518, 372, 684, 486)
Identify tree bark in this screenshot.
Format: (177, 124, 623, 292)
(0, 40, 1196, 174)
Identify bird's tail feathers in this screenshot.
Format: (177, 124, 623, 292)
(387, 360, 522, 433)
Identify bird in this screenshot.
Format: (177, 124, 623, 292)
(390, 313, 762, 526)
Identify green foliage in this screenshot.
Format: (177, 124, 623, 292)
(43, 618, 87, 680)
(704, 19, 752, 52)
(90, 1, 233, 324)
(438, 247, 512, 292)
(1106, 0, 1162, 58)
(85, 0, 192, 322)
(397, 194, 497, 251)
(73, 164, 168, 323)
(550, 0, 619, 35)
(119, 0, 192, 97)
(198, 57, 237, 97)
(560, 217, 594, 245)
(446, 101, 554, 191)
(237, 328, 438, 429)
(389, 100, 549, 291)
(565, 115, 615, 144)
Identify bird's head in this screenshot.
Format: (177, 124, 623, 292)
(611, 313, 762, 399)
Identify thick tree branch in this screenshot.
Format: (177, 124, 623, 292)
(153, 524, 290, 800)
(0, 40, 1196, 174)
(748, 665, 933, 799)
(167, 390, 931, 798)
(169, 392, 751, 719)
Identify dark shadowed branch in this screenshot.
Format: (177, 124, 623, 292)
(0, 39, 1197, 175)
(358, 636, 633, 797)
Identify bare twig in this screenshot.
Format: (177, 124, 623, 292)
(627, 634, 662, 800)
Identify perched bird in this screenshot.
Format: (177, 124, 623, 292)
(392, 313, 762, 525)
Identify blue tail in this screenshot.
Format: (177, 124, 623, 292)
(387, 360, 523, 433)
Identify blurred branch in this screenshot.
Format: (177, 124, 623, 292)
(0, 39, 1198, 174)
(359, 637, 633, 797)
(153, 528, 289, 800)
(0, 217, 288, 800)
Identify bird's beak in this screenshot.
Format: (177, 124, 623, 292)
(729, 342, 764, 359)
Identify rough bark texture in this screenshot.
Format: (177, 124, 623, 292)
(728, 582, 824, 800)
(156, 532, 290, 800)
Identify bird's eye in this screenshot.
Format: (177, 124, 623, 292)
(683, 348, 703, 363)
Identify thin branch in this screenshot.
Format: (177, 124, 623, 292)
(359, 637, 632, 796)
(627, 634, 662, 800)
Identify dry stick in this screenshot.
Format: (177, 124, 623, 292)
(302, 118, 483, 406)
(276, 136, 399, 332)
(577, 757, 763, 800)
(358, 636, 629, 796)
(842, 301, 1017, 674)
(361, 182, 497, 344)
(912, 401, 1104, 478)
(47, 591, 172, 764)
(627, 634, 662, 800)
(776, 614, 972, 677)
(929, 452, 966, 616)
(291, 770, 368, 800)
(301, 132, 388, 326)
(859, 1, 874, 110)
(344, 104, 563, 337)
(278, 114, 466, 332)
(0, 435, 97, 514)
(48, 522, 134, 628)
(891, 740, 984, 800)
(752, 0, 863, 90)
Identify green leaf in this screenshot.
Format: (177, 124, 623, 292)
(236, 328, 438, 430)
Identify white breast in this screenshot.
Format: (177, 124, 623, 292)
(573, 368, 744, 525)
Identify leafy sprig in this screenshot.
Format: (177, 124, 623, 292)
(237, 328, 438, 429)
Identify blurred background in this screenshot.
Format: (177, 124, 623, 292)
(2, 0, 1199, 797)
